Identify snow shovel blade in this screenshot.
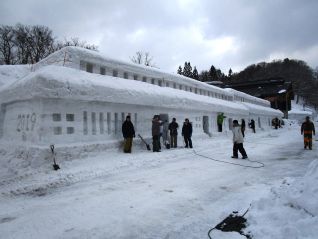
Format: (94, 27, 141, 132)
(138, 134, 151, 151)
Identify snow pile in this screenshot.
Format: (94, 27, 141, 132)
(0, 65, 31, 89)
(289, 100, 316, 122)
(247, 159, 318, 238)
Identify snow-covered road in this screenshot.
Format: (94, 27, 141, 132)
(1, 124, 317, 239)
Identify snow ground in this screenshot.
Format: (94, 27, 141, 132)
(0, 122, 317, 239)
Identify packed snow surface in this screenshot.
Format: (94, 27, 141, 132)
(0, 121, 317, 239)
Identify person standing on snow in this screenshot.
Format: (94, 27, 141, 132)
(231, 120, 248, 159)
(152, 115, 162, 152)
(274, 117, 279, 129)
(217, 113, 226, 132)
(169, 118, 179, 148)
(162, 120, 169, 148)
(301, 116, 315, 150)
(182, 118, 193, 148)
(122, 115, 135, 153)
(249, 119, 256, 133)
(241, 119, 246, 137)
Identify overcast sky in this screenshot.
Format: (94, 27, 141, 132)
(1, 0, 318, 73)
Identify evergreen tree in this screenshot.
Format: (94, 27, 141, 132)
(192, 66, 199, 80)
(177, 65, 183, 75)
(183, 62, 193, 78)
(216, 69, 223, 81)
(209, 65, 217, 81)
(200, 70, 209, 82)
(228, 68, 233, 78)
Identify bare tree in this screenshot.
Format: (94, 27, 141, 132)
(130, 51, 143, 64)
(0, 25, 15, 64)
(14, 24, 55, 64)
(55, 37, 98, 51)
(14, 24, 31, 64)
(130, 51, 155, 67)
(28, 25, 55, 63)
(144, 52, 154, 66)
(0, 24, 99, 65)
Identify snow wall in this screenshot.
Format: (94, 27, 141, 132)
(0, 47, 283, 159)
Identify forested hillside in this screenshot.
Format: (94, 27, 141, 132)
(228, 58, 318, 107)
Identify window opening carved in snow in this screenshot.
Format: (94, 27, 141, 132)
(107, 112, 111, 134)
(92, 112, 96, 135)
(53, 113, 61, 122)
(66, 114, 74, 121)
(54, 126, 62, 135)
(100, 67, 106, 75)
(114, 113, 118, 135)
(99, 113, 104, 134)
(83, 111, 88, 135)
(67, 127, 74, 134)
(86, 63, 93, 73)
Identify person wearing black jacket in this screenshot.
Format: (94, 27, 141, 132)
(168, 118, 179, 148)
(249, 119, 256, 133)
(182, 118, 193, 148)
(122, 115, 135, 153)
(241, 119, 246, 137)
(301, 116, 315, 150)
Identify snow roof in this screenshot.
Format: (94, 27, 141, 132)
(0, 65, 249, 115)
(224, 88, 270, 106)
(35, 46, 230, 96)
(242, 102, 283, 117)
(0, 65, 31, 89)
(289, 109, 313, 115)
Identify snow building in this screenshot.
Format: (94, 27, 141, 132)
(0, 47, 283, 151)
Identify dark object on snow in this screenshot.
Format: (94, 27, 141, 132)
(208, 210, 252, 239)
(50, 144, 60, 170)
(138, 134, 151, 151)
(165, 141, 170, 149)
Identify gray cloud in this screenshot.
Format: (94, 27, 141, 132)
(1, 0, 317, 73)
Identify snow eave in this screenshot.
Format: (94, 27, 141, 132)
(224, 88, 270, 105)
(241, 102, 283, 116)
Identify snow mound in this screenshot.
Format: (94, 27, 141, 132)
(247, 158, 318, 238)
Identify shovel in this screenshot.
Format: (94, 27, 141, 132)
(138, 134, 151, 151)
(50, 144, 60, 170)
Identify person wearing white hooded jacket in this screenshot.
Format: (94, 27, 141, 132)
(232, 120, 248, 159)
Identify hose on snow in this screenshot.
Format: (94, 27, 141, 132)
(193, 150, 265, 168)
(208, 206, 252, 239)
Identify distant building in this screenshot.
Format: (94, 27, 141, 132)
(205, 81, 225, 88)
(224, 78, 293, 118)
